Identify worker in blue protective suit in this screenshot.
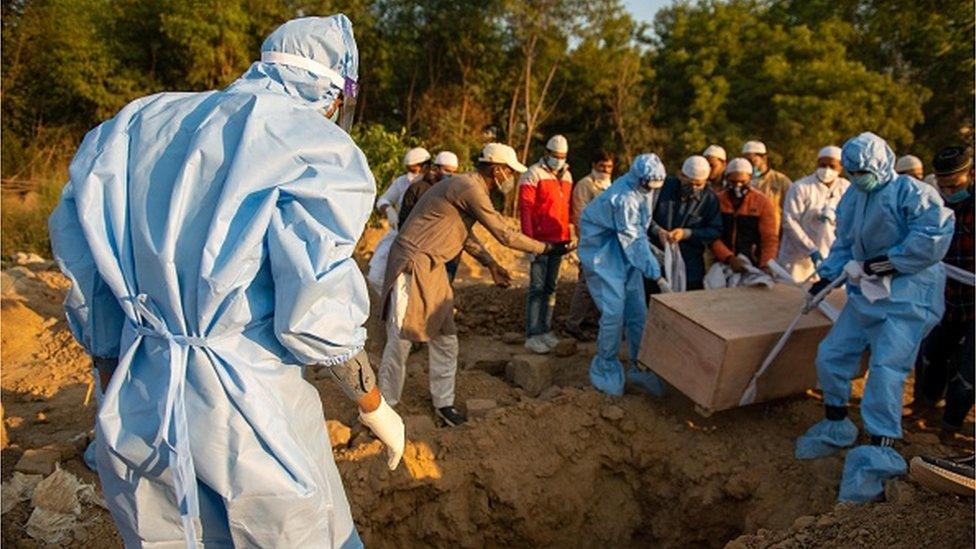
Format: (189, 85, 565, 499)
(795, 132, 954, 503)
(48, 16, 403, 548)
(578, 153, 671, 397)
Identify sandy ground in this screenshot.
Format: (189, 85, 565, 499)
(1, 225, 973, 548)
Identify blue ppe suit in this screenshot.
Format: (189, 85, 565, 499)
(578, 154, 665, 396)
(795, 132, 954, 503)
(49, 16, 368, 548)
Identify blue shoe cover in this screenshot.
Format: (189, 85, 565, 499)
(589, 358, 625, 396)
(838, 445, 906, 503)
(627, 367, 666, 397)
(795, 417, 858, 460)
(83, 439, 98, 471)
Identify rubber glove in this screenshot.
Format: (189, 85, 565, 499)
(359, 396, 405, 470)
(385, 205, 399, 230)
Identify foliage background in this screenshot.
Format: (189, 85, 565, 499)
(2, 0, 973, 253)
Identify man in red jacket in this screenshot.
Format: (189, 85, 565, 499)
(519, 134, 574, 353)
(711, 157, 779, 272)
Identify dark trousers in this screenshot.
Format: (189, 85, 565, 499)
(526, 253, 563, 336)
(915, 319, 974, 429)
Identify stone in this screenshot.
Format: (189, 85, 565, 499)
(15, 448, 62, 476)
(505, 354, 553, 397)
(7, 266, 36, 280)
(501, 332, 524, 345)
(403, 414, 436, 436)
(326, 420, 351, 448)
(791, 515, 816, 531)
(884, 479, 915, 505)
(552, 339, 578, 357)
(601, 405, 625, 421)
(471, 359, 508, 377)
(538, 385, 562, 401)
(465, 398, 497, 418)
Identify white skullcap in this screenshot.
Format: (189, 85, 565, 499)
(894, 154, 923, 173)
(702, 145, 727, 161)
(742, 140, 767, 155)
(818, 146, 842, 161)
(434, 151, 458, 168)
(682, 155, 711, 180)
(546, 134, 569, 154)
(725, 157, 753, 175)
(403, 147, 431, 166)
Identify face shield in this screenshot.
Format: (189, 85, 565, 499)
(261, 50, 359, 132)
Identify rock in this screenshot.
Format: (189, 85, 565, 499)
(792, 515, 816, 531)
(404, 414, 436, 436)
(501, 332, 524, 345)
(465, 398, 497, 418)
(326, 420, 352, 448)
(471, 359, 508, 377)
(601, 405, 625, 421)
(816, 514, 837, 527)
(7, 266, 36, 279)
(14, 252, 46, 265)
(15, 448, 62, 476)
(552, 339, 577, 357)
(505, 354, 553, 397)
(538, 385, 562, 401)
(884, 479, 915, 505)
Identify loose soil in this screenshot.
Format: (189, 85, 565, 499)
(2, 225, 973, 548)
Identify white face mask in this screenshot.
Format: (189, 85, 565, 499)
(545, 155, 566, 172)
(816, 167, 838, 184)
(494, 168, 516, 194)
(591, 169, 611, 182)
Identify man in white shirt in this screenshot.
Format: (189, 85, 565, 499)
(376, 147, 431, 226)
(778, 145, 851, 281)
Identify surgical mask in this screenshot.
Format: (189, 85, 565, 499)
(639, 178, 664, 193)
(407, 171, 424, 183)
(816, 167, 838, 184)
(850, 172, 882, 193)
(943, 188, 971, 204)
(546, 155, 566, 172)
(591, 169, 611, 181)
(752, 166, 762, 178)
(730, 184, 749, 200)
(494, 169, 516, 194)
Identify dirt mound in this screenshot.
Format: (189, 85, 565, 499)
(1, 263, 973, 548)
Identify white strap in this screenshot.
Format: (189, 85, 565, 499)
(260, 51, 344, 88)
(944, 262, 976, 287)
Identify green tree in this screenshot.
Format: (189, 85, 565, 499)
(651, 0, 925, 177)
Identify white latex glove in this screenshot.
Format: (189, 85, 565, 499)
(385, 205, 399, 230)
(656, 277, 672, 293)
(359, 396, 405, 470)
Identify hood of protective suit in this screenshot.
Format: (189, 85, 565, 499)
(233, 15, 358, 109)
(841, 132, 898, 187)
(628, 153, 666, 184)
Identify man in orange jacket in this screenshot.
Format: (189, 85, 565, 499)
(711, 157, 779, 272)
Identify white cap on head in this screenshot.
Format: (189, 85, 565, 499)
(479, 143, 528, 173)
(894, 154, 923, 173)
(818, 146, 842, 161)
(702, 145, 727, 161)
(546, 134, 569, 154)
(434, 151, 458, 168)
(681, 155, 711, 180)
(403, 147, 431, 167)
(742, 140, 767, 155)
(726, 157, 753, 175)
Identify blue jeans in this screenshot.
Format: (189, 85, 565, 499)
(526, 253, 563, 336)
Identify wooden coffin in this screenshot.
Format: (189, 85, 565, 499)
(637, 284, 847, 413)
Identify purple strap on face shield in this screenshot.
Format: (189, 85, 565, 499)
(344, 77, 358, 100)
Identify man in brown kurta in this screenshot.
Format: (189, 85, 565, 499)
(378, 143, 566, 426)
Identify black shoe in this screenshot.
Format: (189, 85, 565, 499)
(436, 406, 467, 427)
